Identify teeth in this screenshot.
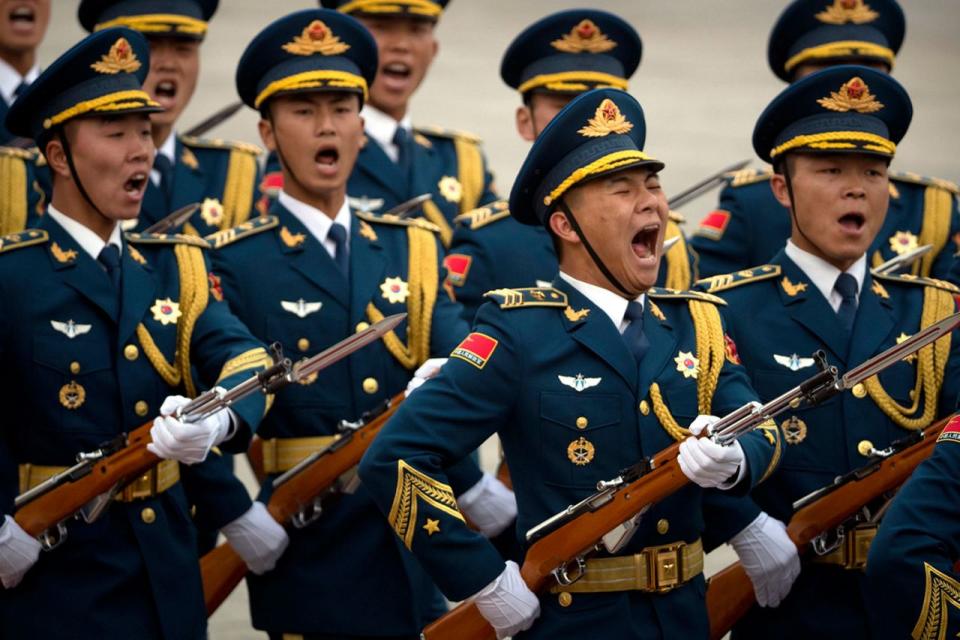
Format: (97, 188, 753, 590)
(11, 8, 32, 18)
(384, 63, 408, 73)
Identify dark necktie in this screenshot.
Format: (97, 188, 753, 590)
(153, 153, 174, 202)
(98, 244, 122, 291)
(392, 126, 412, 178)
(328, 222, 349, 278)
(621, 300, 650, 364)
(12, 81, 27, 102)
(834, 273, 859, 332)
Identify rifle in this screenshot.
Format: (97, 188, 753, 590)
(201, 392, 405, 614)
(421, 311, 960, 640)
(390, 193, 432, 219)
(706, 415, 952, 639)
(183, 101, 244, 139)
(142, 202, 200, 234)
(873, 244, 933, 275)
(13, 314, 405, 550)
(667, 159, 751, 210)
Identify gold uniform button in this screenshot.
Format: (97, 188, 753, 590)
(657, 518, 670, 535)
(362, 377, 379, 394)
(134, 401, 149, 417)
(297, 338, 310, 352)
(356, 321, 370, 333)
(124, 344, 139, 361)
(852, 383, 867, 399)
(558, 592, 573, 607)
(141, 507, 156, 524)
(576, 416, 588, 430)
(639, 400, 650, 416)
(858, 440, 874, 457)
(70, 361, 81, 374)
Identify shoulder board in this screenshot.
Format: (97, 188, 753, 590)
(354, 210, 441, 233)
(453, 200, 511, 230)
(414, 125, 482, 144)
(668, 210, 685, 224)
(0, 229, 47, 255)
(695, 265, 782, 294)
(871, 271, 960, 294)
(125, 232, 210, 249)
(648, 287, 727, 306)
(483, 287, 568, 309)
(725, 167, 773, 188)
(204, 215, 278, 249)
(889, 171, 960, 195)
(0, 145, 36, 161)
(178, 135, 263, 156)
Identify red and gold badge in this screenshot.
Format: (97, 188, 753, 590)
(578, 98, 633, 138)
(91, 37, 141, 74)
(817, 77, 884, 114)
(283, 20, 350, 56)
(151, 297, 182, 325)
(724, 334, 742, 365)
(451, 332, 499, 369)
(815, 0, 879, 25)
(208, 272, 224, 302)
(551, 19, 617, 54)
(443, 253, 472, 287)
(696, 210, 731, 241)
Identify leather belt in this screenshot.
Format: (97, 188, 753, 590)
(810, 524, 877, 570)
(551, 538, 704, 595)
(19, 459, 180, 502)
(261, 436, 338, 474)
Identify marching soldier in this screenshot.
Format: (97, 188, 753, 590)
(78, 0, 262, 236)
(359, 87, 782, 638)
(690, 0, 960, 282)
(0, 28, 287, 638)
(211, 10, 515, 638)
(696, 66, 960, 639)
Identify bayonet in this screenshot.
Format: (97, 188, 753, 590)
(668, 159, 751, 209)
(873, 244, 933, 275)
(183, 101, 244, 138)
(142, 202, 200, 234)
(389, 193, 432, 219)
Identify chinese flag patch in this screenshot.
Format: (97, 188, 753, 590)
(696, 210, 731, 241)
(724, 334, 741, 365)
(937, 414, 960, 444)
(451, 332, 498, 369)
(443, 253, 472, 287)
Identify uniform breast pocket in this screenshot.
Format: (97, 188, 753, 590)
(875, 359, 918, 405)
(539, 392, 626, 489)
(656, 380, 701, 426)
(33, 335, 113, 433)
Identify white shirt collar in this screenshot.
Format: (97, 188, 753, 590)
(559, 271, 645, 333)
(361, 104, 413, 164)
(784, 239, 866, 312)
(150, 130, 177, 186)
(46, 205, 124, 261)
(0, 57, 38, 105)
(278, 190, 352, 260)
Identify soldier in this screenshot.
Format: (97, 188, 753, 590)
(78, 0, 262, 236)
(696, 66, 960, 639)
(0, 28, 287, 638)
(211, 10, 515, 638)
(865, 417, 960, 639)
(690, 0, 960, 282)
(358, 87, 783, 638)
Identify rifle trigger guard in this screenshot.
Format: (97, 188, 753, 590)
(291, 496, 324, 529)
(553, 556, 587, 586)
(37, 522, 68, 551)
(811, 525, 845, 557)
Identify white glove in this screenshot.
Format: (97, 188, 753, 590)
(0, 515, 41, 589)
(730, 512, 800, 607)
(405, 357, 448, 396)
(221, 502, 289, 575)
(474, 560, 540, 639)
(457, 472, 517, 538)
(147, 392, 232, 465)
(678, 415, 746, 489)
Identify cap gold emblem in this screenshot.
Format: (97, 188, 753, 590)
(815, 0, 879, 25)
(817, 77, 884, 114)
(551, 19, 617, 54)
(91, 37, 142, 74)
(283, 20, 351, 56)
(578, 98, 633, 138)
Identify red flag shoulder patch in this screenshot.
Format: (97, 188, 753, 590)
(696, 210, 731, 241)
(724, 334, 741, 365)
(937, 415, 960, 444)
(443, 253, 472, 287)
(451, 332, 498, 369)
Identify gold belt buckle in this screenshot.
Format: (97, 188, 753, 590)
(846, 526, 877, 570)
(648, 541, 684, 593)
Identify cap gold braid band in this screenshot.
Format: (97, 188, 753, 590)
(543, 150, 654, 207)
(254, 69, 368, 108)
(518, 71, 629, 96)
(338, 0, 442, 18)
(43, 90, 160, 130)
(770, 131, 896, 159)
(94, 14, 208, 37)
(784, 40, 894, 74)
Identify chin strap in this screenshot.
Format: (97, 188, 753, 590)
(782, 159, 819, 254)
(267, 112, 304, 198)
(58, 129, 109, 221)
(556, 197, 633, 298)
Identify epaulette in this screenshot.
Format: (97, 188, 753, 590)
(204, 215, 278, 249)
(0, 145, 36, 161)
(0, 228, 47, 255)
(453, 200, 510, 230)
(725, 167, 773, 188)
(668, 210, 685, 224)
(483, 287, 568, 309)
(125, 231, 210, 249)
(355, 209, 441, 233)
(889, 171, 960, 195)
(871, 271, 960, 294)
(695, 265, 782, 294)
(178, 135, 263, 156)
(414, 125, 482, 144)
(648, 287, 727, 306)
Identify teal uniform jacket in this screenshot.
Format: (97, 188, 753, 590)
(696, 251, 960, 640)
(0, 146, 49, 235)
(134, 135, 262, 237)
(865, 418, 960, 640)
(358, 279, 781, 638)
(690, 169, 960, 281)
(0, 216, 270, 639)
(207, 204, 485, 636)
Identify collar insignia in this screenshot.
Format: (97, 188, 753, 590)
(563, 306, 590, 322)
(128, 245, 147, 265)
(674, 351, 700, 379)
(781, 276, 808, 297)
(50, 319, 92, 339)
(774, 353, 815, 371)
(181, 147, 199, 170)
(558, 373, 602, 392)
(281, 298, 322, 318)
(91, 37, 141, 74)
(283, 20, 350, 56)
(50, 242, 77, 264)
(578, 98, 633, 138)
(151, 298, 182, 325)
(280, 226, 305, 248)
(871, 279, 890, 299)
(649, 300, 666, 322)
(381, 276, 409, 304)
(552, 19, 617, 54)
(888, 230, 918, 255)
(815, 0, 879, 25)
(817, 77, 884, 114)
(358, 220, 378, 242)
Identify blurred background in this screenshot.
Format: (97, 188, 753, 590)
(39, 2, 960, 637)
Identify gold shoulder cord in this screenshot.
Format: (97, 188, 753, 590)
(865, 285, 953, 429)
(221, 148, 258, 230)
(136, 243, 210, 396)
(421, 199, 453, 247)
(914, 185, 952, 277)
(663, 219, 692, 290)
(649, 300, 725, 441)
(0, 154, 27, 235)
(365, 225, 438, 370)
(453, 136, 484, 214)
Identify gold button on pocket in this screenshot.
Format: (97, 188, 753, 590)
(124, 344, 139, 361)
(657, 518, 670, 535)
(576, 416, 588, 430)
(297, 338, 310, 352)
(362, 377, 379, 394)
(356, 321, 370, 333)
(639, 400, 650, 416)
(141, 507, 156, 524)
(70, 361, 81, 374)
(134, 401, 149, 417)
(558, 592, 573, 607)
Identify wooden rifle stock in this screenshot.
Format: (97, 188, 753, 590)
(201, 393, 405, 615)
(706, 415, 952, 640)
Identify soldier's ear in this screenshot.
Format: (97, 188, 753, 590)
(548, 209, 580, 247)
(770, 172, 792, 209)
(515, 105, 535, 142)
(258, 117, 276, 153)
(43, 136, 71, 179)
